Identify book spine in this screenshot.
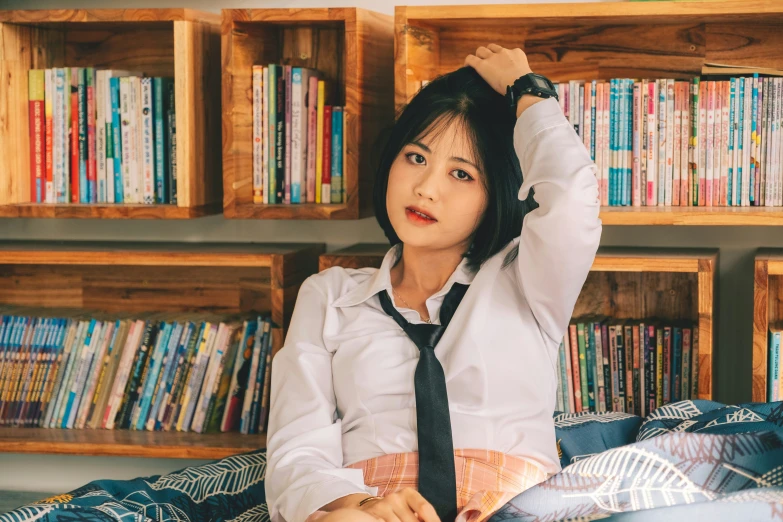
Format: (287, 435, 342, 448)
(673, 81, 682, 206)
(322, 105, 332, 203)
(284, 65, 292, 204)
(85, 320, 120, 429)
(240, 325, 264, 434)
(120, 78, 133, 203)
(135, 322, 173, 430)
(62, 320, 97, 428)
(315, 80, 325, 203)
(167, 80, 177, 204)
(44, 69, 54, 203)
(331, 107, 343, 204)
(53, 320, 87, 428)
(76, 321, 115, 428)
(42, 320, 76, 428)
(129, 322, 166, 430)
(655, 328, 664, 408)
(28, 70, 46, 204)
(96, 70, 106, 202)
(146, 322, 183, 431)
(681, 81, 691, 206)
(721, 80, 729, 206)
(707, 80, 715, 206)
(258, 321, 274, 433)
(70, 69, 79, 202)
(116, 322, 154, 430)
(681, 327, 692, 400)
(744, 78, 753, 206)
(698, 79, 708, 206)
(105, 72, 114, 202)
(252, 66, 264, 204)
(166, 323, 203, 431)
(153, 77, 169, 204)
(78, 68, 89, 203)
(110, 77, 123, 203)
(87, 68, 98, 202)
(261, 67, 270, 204)
(575, 323, 588, 411)
(177, 323, 213, 432)
(637, 324, 645, 417)
(609, 325, 618, 411)
(672, 327, 682, 403)
(632, 81, 641, 206)
(593, 323, 605, 412)
(307, 74, 318, 204)
(150, 322, 189, 431)
(141, 77, 155, 204)
(615, 325, 625, 412)
(290, 68, 303, 204)
(54, 69, 67, 203)
(750, 74, 759, 204)
(266, 65, 278, 204)
(14, 318, 45, 426)
(646, 80, 657, 205)
(566, 324, 581, 413)
(275, 66, 285, 204)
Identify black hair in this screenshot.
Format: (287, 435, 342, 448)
(373, 66, 537, 272)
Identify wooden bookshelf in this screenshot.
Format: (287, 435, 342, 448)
(752, 250, 783, 402)
(0, 9, 222, 219)
(221, 8, 394, 220)
(395, 0, 783, 226)
(0, 427, 265, 460)
(0, 240, 325, 458)
(321, 245, 717, 400)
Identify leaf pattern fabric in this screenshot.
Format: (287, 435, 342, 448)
(6, 400, 783, 522)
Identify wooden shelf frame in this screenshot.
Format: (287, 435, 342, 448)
(0, 9, 223, 219)
(320, 244, 717, 400)
(751, 250, 783, 402)
(0, 427, 266, 460)
(395, 0, 783, 226)
(0, 240, 325, 458)
(221, 8, 394, 220)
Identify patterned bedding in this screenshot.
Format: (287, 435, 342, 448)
(4, 400, 783, 522)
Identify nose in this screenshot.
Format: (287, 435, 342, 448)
(413, 167, 439, 201)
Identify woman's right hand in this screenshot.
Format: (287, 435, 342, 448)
(359, 489, 441, 522)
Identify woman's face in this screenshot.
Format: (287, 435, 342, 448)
(386, 118, 488, 252)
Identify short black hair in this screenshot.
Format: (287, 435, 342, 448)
(373, 66, 537, 272)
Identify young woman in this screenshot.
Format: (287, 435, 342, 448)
(265, 44, 602, 522)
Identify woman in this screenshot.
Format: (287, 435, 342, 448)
(265, 44, 602, 522)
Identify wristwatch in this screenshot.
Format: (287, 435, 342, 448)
(505, 72, 559, 113)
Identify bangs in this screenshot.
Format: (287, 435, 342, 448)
(409, 110, 487, 184)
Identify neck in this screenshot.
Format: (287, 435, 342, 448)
(389, 243, 466, 297)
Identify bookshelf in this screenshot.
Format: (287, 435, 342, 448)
(394, 0, 783, 226)
(221, 8, 394, 220)
(320, 244, 717, 400)
(752, 250, 783, 402)
(0, 9, 222, 219)
(0, 240, 324, 459)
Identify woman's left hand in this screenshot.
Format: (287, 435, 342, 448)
(464, 44, 533, 96)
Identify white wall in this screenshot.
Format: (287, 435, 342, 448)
(0, 0, 772, 494)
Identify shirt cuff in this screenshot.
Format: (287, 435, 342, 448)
(285, 471, 377, 522)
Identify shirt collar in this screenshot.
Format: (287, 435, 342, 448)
(332, 243, 476, 309)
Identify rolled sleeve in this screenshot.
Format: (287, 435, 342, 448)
(513, 97, 602, 343)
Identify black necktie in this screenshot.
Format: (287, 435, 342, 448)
(378, 282, 469, 522)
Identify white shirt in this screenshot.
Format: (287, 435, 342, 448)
(265, 97, 602, 522)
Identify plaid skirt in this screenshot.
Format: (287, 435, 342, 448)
(307, 450, 548, 522)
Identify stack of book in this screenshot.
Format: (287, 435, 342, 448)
(555, 73, 782, 207)
(556, 317, 700, 416)
(0, 309, 273, 435)
(252, 64, 345, 205)
(27, 69, 177, 205)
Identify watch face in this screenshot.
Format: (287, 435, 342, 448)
(533, 76, 549, 88)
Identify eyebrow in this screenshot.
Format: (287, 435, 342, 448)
(410, 140, 480, 171)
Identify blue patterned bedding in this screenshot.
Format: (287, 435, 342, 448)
(4, 400, 783, 522)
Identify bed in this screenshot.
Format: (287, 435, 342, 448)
(4, 399, 783, 522)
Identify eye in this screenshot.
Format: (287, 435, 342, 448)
(451, 169, 474, 182)
(405, 152, 426, 165)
